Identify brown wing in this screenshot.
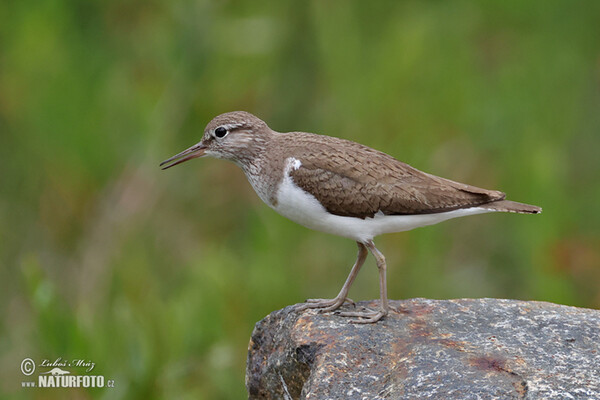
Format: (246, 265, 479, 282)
(286, 136, 505, 219)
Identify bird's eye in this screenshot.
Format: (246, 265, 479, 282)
(214, 127, 228, 138)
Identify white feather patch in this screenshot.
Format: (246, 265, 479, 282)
(285, 157, 302, 172)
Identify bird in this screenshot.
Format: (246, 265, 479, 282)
(160, 111, 541, 323)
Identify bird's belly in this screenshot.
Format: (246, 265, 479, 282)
(272, 172, 494, 242)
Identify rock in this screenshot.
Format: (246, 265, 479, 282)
(246, 298, 600, 399)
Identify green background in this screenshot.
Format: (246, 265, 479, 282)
(2, 1, 599, 398)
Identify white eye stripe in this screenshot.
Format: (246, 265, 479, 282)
(212, 123, 246, 139)
(220, 123, 245, 131)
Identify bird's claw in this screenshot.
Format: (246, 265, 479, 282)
(296, 297, 355, 312)
(336, 309, 387, 324)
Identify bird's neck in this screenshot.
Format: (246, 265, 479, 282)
(233, 133, 272, 173)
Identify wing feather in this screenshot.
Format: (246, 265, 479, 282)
(285, 135, 505, 218)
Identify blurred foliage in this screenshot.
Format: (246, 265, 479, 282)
(1, 0, 599, 398)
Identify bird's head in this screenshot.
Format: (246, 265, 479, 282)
(160, 111, 270, 170)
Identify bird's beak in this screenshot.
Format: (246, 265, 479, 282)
(160, 142, 207, 170)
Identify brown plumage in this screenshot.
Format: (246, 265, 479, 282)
(280, 132, 518, 218)
(161, 111, 542, 323)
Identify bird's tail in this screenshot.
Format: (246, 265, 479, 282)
(481, 200, 542, 214)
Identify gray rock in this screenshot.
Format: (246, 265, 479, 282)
(246, 298, 600, 399)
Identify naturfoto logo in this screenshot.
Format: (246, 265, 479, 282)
(20, 357, 115, 389)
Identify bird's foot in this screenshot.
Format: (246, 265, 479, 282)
(336, 308, 387, 324)
(296, 297, 355, 313)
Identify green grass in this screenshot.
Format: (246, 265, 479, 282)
(1, 1, 599, 398)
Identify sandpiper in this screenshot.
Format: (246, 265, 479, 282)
(161, 111, 541, 323)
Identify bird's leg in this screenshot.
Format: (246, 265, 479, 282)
(338, 240, 389, 323)
(297, 242, 368, 313)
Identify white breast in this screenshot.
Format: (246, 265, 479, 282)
(271, 158, 496, 243)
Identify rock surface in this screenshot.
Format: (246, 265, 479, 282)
(246, 298, 600, 399)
